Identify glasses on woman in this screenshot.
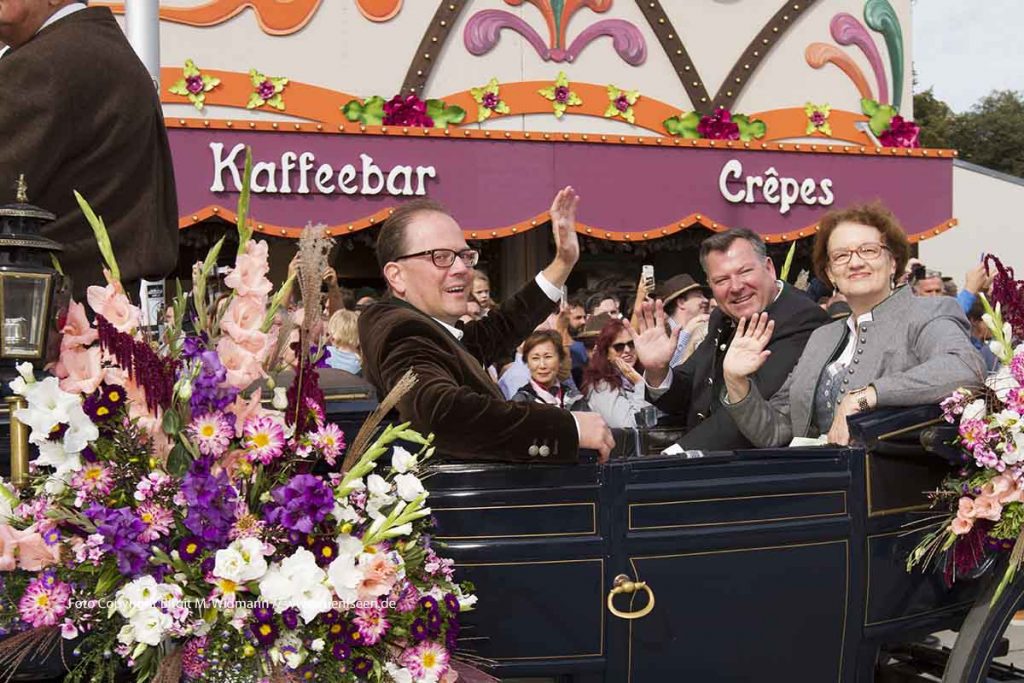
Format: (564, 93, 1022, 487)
(611, 340, 635, 353)
(394, 248, 480, 268)
(829, 243, 890, 267)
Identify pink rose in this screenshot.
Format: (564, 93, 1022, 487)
(60, 300, 98, 349)
(224, 240, 272, 300)
(358, 552, 399, 601)
(221, 295, 269, 353)
(217, 337, 265, 390)
(57, 345, 103, 395)
(973, 495, 1003, 522)
(957, 496, 976, 519)
(87, 283, 141, 333)
(951, 516, 974, 536)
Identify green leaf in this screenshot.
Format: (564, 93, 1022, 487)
(362, 96, 385, 125)
(236, 148, 254, 253)
(426, 99, 465, 126)
(869, 105, 897, 136)
(246, 93, 263, 110)
(182, 59, 200, 78)
(73, 191, 120, 283)
(161, 409, 182, 436)
(50, 254, 64, 276)
(168, 80, 189, 97)
(779, 241, 797, 282)
(342, 99, 366, 122)
(166, 443, 191, 476)
(860, 98, 879, 116)
(734, 115, 768, 141)
(663, 111, 701, 138)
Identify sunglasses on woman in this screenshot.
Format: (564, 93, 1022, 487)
(611, 341, 635, 353)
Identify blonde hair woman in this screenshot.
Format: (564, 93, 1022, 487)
(326, 309, 362, 375)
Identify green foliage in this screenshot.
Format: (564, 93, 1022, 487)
(860, 97, 899, 136)
(73, 192, 121, 283)
(991, 501, 1024, 540)
(663, 111, 701, 138)
(426, 99, 466, 126)
(342, 96, 385, 126)
(913, 88, 957, 149)
(733, 114, 767, 141)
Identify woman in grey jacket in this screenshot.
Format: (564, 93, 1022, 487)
(722, 203, 986, 447)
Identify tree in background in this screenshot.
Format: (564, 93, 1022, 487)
(913, 89, 1024, 178)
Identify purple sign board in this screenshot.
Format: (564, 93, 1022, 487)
(167, 127, 954, 241)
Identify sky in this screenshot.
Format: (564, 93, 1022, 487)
(912, 0, 1024, 112)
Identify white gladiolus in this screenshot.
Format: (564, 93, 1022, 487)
(258, 548, 332, 624)
(214, 537, 269, 583)
(129, 607, 172, 646)
(394, 473, 426, 502)
(390, 446, 417, 474)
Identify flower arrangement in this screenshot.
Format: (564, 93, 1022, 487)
(860, 98, 920, 148)
(341, 95, 466, 128)
(0, 153, 483, 682)
(662, 107, 767, 142)
(908, 286, 1024, 601)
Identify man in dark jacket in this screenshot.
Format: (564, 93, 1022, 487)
(632, 228, 828, 450)
(0, 1, 178, 298)
(359, 189, 613, 463)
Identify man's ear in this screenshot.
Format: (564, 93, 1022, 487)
(764, 256, 777, 279)
(383, 262, 404, 297)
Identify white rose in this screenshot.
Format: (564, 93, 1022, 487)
(129, 607, 172, 647)
(394, 473, 426, 502)
(390, 446, 417, 474)
(214, 537, 268, 583)
(258, 548, 332, 624)
(367, 474, 391, 497)
(117, 576, 161, 618)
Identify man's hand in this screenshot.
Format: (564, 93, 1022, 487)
(684, 312, 710, 334)
(722, 313, 775, 403)
(965, 262, 993, 295)
(627, 299, 680, 386)
(541, 186, 580, 287)
(575, 411, 614, 463)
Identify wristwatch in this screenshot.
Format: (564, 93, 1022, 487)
(849, 386, 873, 412)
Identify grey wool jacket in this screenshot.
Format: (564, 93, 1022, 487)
(724, 286, 987, 447)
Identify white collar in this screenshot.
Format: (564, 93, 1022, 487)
(40, 3, 87, 32)
(846, 310, 873, 334)
(0, 3, 86, 59)
(433, 317, 464, 341)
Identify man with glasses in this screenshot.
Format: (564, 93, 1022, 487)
(630, 228, 828, 449)
(359, 188, 614, 463)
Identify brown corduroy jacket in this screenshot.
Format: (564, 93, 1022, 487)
(0, 7, 178, 298)
(359, 281, 579, 463)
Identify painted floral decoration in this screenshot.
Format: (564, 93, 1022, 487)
(663, 108, 766, 141)
(538, 71, 582, 119)
(246, 69, 289, 111)
(861, 98, 920, 148)
(604, 85, 640, 124)
(342, 95, 465, 128)
(805, 102, 832, 136)
(470, 78, 510, 122)
(168, 59, 221, 111)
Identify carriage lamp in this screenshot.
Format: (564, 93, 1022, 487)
(0, 176, 65, 486)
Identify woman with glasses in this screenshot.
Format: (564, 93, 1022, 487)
(721, 203, 985, 447)
(511, 330, 589, 411)
(582, 319, 656, 428)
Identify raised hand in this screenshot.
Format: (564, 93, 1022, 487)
(612, 357, 642, 386)
(722, 312, 775, 384)
(627, 299, 680, 387)
(549, 186, 580, 270)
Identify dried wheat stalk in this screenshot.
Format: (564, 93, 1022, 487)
(341, 369, 418, 473)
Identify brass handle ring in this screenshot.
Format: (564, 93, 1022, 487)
(606, 573, 655, 620)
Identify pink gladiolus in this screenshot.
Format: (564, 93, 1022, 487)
(0, 525, 60, 571)
(221, 295, 269, 352)
(972, 495, 1003, 521)
(224, 240, 273, 300)
(217, 337, 266, 390)
(951, 516, 974, 535)
(60, 300, 98, 349)
(57, 345, 104, 395)
(86, 283, 141, 333)
(358, 551, 400, 601)
(227, 389, 263, 437)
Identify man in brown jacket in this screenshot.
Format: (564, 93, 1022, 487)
(0, 0, 178, 298)
(359, 188, 614, 463)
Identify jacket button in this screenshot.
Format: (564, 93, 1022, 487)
(857, 348, 863, 354)
(853, 358, 859, 364)
(539, 445, 551, 457)
(848, 368, 855, 374)
(528, 445, 539, 456)
(860, 337, 867, 344)
(843, 378, 849, 384)
(860, 325, 867, 333)
(839, 387, 846, 394)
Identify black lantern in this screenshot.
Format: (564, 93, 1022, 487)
(0, 175, 64, 377)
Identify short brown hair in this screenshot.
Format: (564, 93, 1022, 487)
(812, 202, 911, 288)
(699, 228, 767, 272)
(522, 330, 565, 363)
(375, 199, 451, 269)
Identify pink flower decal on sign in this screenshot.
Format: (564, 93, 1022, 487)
(878, 115, 920, 148)
(246, 69, 289, 111)
(168, 59, 221, 111)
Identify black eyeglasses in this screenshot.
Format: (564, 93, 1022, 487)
(394, 248, 480, 268)
(611, 340, 635, 353)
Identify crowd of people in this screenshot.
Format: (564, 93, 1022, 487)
(348, 188, 993, 464)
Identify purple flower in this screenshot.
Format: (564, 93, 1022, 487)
(697, 108, 740, 140)
(352, 656, 373, 677)
(251, 620, 277, 648)
(554, 85, 570, 104)
(482, 92, 499, 109)
(258, 80, 276, 100)
(811, 110, 826, 126)
(410, 618, 428, 642)
(615, 95, 630, 113)
(181, 636, 208, 680)
(419, 596, 439, 613)
(181, 457, 238, 546)
(445, 618, 461, 650)
(84, 505, 148, 576)
(265, 474, 333, 534)
(186, 75, 204, 95)
(879, 115, 920, 148)
(83, 383, 125, 423)
(443, 593, 460, 614)
(179, 536, 203, 561)
(331, 641, 351, 661)
(281, 607, 299, 631)
(186, 348, 238, 415)
(252, 605, 274, 623)
(426, 609, 442, 636)
(382, 94, 434, 127)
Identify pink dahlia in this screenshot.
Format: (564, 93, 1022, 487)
(71, 463, 113, 506)
(401, 641, 450, 681)
(189, 413, 234, 457)
(242, 415, 286, 465)
(181, 636, 209, 680)
(353, 606, 390, 645)
(18, 574, 71, 628)
(312, 423, 346, 465)
(137, 502, 174, 542)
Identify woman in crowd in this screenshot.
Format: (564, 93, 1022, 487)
(582, 319, 655, 428)
(326, 309, 362, 375)
(511, 330, 588, 410)
(721, 203, 986, 447)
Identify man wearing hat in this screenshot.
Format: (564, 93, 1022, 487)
(657, 274, 711, 367)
